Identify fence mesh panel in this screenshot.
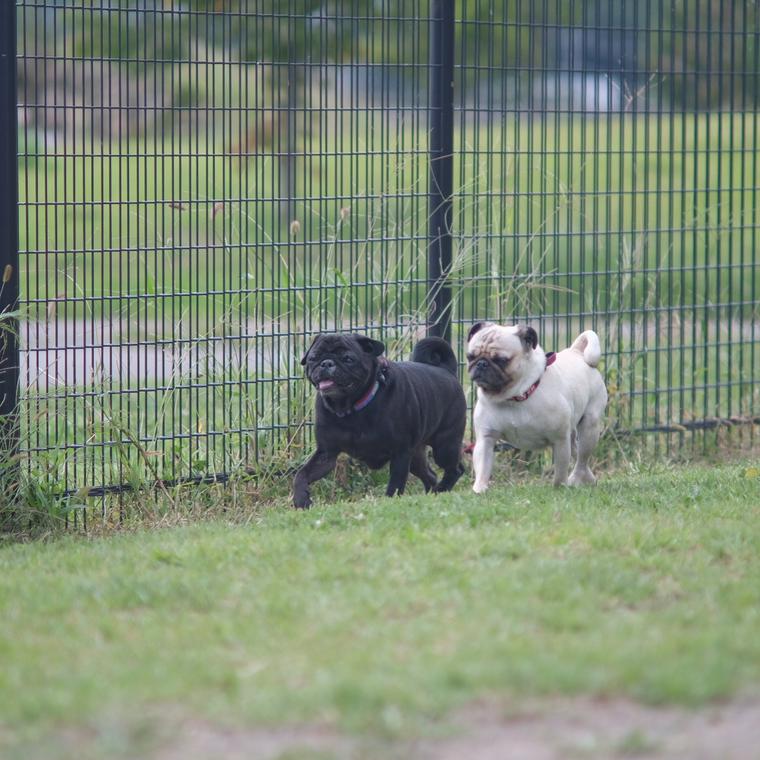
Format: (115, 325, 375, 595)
(451, 1, 758, 452)
(12, 1, 759, 506)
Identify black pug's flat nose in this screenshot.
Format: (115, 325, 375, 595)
(320, 359, 336, 371)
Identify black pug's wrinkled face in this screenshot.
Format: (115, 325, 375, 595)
(301, 334, 385, 402)
(466, 322, 538, 394)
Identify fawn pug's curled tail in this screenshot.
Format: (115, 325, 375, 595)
(570, 330, 602, 367)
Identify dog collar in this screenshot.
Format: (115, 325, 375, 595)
(352, 380, 381, 412)
(352, 356, 389, 412)
(325, 380, 380, 417)
(509, 352, 556, 402)
(323, 358, 389, 417)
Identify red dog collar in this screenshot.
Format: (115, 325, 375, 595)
(353, 380, 380, 411)
(325, 356, 389, 417)
(509, 352, 556, 402)
(353, 357, 390, 411)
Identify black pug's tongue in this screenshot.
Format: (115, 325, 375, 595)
(318, 379, 335, 391)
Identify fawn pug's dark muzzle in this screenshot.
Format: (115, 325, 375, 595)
(468, 354, 512, 393)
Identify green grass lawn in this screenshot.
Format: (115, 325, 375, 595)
(2, 462, 760, 758)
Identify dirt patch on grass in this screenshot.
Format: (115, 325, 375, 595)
(153, 722, 354, 760)
(11, 698, 760, 760)
(413, 697, 760, 760)
(134, 698, 760, 760)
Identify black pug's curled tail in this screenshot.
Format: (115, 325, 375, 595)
(411, 337, 458, 376)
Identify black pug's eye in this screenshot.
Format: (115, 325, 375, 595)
(342, 354, 354, 363)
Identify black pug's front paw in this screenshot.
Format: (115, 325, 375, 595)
(293, 489, 312, 509)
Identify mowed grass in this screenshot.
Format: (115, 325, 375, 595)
(1, 462, 760, 758)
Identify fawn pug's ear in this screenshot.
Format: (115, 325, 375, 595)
(516, 325, 538, 351)
(467, 321, 494, 342)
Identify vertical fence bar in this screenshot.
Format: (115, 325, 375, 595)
(428, 0, 455, 342)
(0, 0, 20, 495)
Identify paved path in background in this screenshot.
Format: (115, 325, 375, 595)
(19, 317, 756, 389)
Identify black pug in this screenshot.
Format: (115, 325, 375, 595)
(293, 333, 466, 508)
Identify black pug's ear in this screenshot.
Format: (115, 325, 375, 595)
(517, 325, 538, 351)
(467, 321, 492, 342)
(354, 335, 385, 357)
(300, 335, 321, 366)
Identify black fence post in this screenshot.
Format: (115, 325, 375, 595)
(427, 0, 455, 343)
(0, 1, 20, 495)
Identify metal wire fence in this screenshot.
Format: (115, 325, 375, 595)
(4, 1, 759, 510)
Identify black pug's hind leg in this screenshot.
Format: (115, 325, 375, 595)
(410, 446, 438, 493)
(386, 450, 412, 497)
(293, 449, 338, 509)
(431, 439, 465, 493)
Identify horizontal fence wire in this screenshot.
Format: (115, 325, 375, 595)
(12, 0, 759, 512)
